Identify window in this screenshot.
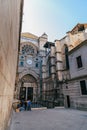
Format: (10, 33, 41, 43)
(48, 64, 51, 75)
(76, 56, 83, 68)
(47, 60, 51, 76)
(21, 56, 24, 59)
(22, 45, 34, 54)
(78, 25, 84, 32)
(65, 46, 69, 69)
(36, 63, 38, 68)
(66, 86, 68, 89)
(80, 80, 87, 95)
(22, 50, 25, 54)
(20, 61, 24, 67)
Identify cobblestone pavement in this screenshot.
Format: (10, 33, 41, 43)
(10, 108, 87, 130)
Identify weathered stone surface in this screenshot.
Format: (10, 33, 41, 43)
(0, 0, 23, 130)
(42, 23, 87, 109)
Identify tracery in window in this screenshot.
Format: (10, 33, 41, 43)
(22, 45, 34, 54)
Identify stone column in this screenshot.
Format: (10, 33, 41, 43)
(42, 52, 46, 100)
(50, 46, 56, 79)
(55, 40, 63, 81)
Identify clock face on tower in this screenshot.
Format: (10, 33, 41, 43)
(26, 59, 32, 65)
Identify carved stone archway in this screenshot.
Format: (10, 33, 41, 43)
(19, 69, 39, 81)
(16, 69, 40, 101)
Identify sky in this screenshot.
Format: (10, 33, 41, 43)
(22, 0, 87, 41)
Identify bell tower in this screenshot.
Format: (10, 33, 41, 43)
(38, 33, 48, 55)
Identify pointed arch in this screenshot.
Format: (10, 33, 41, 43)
(19, 69, 39, 81)
(62, 44, 69, 70)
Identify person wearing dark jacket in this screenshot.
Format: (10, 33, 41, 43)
(27, 100, 31, 111)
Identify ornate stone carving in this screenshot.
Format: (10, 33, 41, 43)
(22, 45, 34, 54)
(21, 74, 36, 83)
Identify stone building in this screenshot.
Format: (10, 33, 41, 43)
(41, 41, 64, 108)
(15, 32, 48, 102)
(55, 23, 87, 109)
(0, 0, 23, 130)
(42, 23, 87, 109)
(66, 40, 87, 110)
(15, 23, 87, 110)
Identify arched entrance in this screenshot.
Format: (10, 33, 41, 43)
(19, 74, 38, 101)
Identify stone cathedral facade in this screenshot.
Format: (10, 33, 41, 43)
(15, 32, 48, 102)
(15, 23, 87, 110)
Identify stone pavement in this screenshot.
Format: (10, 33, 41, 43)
(10, 108, 87, 130)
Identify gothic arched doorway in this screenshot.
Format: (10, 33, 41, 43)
(19, 74, 38, 101)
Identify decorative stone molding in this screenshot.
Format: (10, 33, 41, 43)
(19, 69, 39, 80)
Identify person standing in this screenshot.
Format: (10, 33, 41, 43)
(24, 100, 27, 110)
(27, 100, 31, 111)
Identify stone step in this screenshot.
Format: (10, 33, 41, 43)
(31, 107, 47, 110)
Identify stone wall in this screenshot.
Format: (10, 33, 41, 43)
(0, 0, 23, 130)
(63, 78, 87, 110)
(69, 43, 87, 79)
